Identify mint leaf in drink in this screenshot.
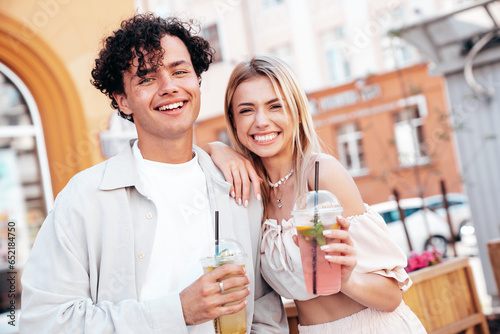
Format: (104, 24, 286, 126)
(218, 249, 231, 257)
(314, 223, 326, 246)
(300, 219, 327, 246)
(316, 230, 326, 247)
(302, 229, 318, 237)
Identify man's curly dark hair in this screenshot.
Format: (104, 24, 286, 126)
(91, 13, 214, 122)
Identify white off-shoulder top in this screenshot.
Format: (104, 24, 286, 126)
(260, 205, 411, 301)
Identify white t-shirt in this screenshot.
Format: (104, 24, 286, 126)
(133, 142, 215, 333)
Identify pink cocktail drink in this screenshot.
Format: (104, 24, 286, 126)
(296, 223, 341, 295)
(292, 189, 343, 295)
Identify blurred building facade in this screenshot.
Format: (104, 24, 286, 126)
(0, 0, 136, 269)
(140, 0, 480, 120)
(0, 0, 483, 272)
(195, 63, 463, 205)
(135, 0, 473, 203)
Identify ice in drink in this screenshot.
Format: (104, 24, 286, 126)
(292, 190, 343, 295)
(200, 239, 247, 334)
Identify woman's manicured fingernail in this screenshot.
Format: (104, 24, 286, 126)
(244, 200, 248, 208)
(336, 215, 343, 220)
(238, 198, 242, 206)
(231, 191, 235, 198)
(325, 255, 334, 261)
(257, 194, 262, 201)
(323, 230, 333, 236)
(320, 245, 329, 251)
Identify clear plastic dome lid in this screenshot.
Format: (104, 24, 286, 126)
(216, 238, 245, 257)
(200, 238, 246, 268)
(292, 190, 343, 215)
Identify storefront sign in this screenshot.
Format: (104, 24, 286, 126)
(315, 94, 427, 128)
(319, 84, 382, 112)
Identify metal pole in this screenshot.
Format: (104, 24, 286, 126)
(393, 189, 413, 252)
(440, 180, 457, 256)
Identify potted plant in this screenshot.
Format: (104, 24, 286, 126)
(403, 252, 489, 333)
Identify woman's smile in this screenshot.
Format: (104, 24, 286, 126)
(251, 132, 280, 144)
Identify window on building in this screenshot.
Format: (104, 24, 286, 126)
(379, 4, 419, 71)
(262, 0, 284, 8)
(322, 27, 351, 85)
(382, 36, 414, 71)
(336, 122, 367, 177)
(0, 63, 53, 268)
(393, 106, 429, 167)
(202, 24, 223, 63)
(269, 44, 294, 69)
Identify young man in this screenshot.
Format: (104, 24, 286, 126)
(20, 14, 288, 333)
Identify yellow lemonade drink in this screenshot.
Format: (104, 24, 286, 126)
(203, 266, 246, 334)
(201, 243, 247, 334)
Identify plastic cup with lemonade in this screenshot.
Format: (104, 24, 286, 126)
(200, 239, 247, 334)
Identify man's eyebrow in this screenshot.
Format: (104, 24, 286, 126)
(131, 67, 155, 79)
(130, 59, 192, 80)
(166, 60, 192, 69)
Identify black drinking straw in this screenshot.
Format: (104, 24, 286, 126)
(314, 162, 319, 207)
(215, 211, 220, 256)
(313, 161, 319, 294)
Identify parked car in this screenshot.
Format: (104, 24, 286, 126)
(371, 198, 452, 256)
(424, 193, 473, 240)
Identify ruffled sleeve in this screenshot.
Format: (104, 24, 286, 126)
(347, 205, 412, 292)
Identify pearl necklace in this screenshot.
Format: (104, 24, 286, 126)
(268, 169, 294, 208)
(268, 169, 294, 188)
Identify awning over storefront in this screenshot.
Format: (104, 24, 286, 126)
(396, 0, 500, 98)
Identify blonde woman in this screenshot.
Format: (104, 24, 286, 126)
(204, 55, 426, 333)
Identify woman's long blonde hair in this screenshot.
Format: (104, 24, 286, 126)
(224, 55, 322, 219)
